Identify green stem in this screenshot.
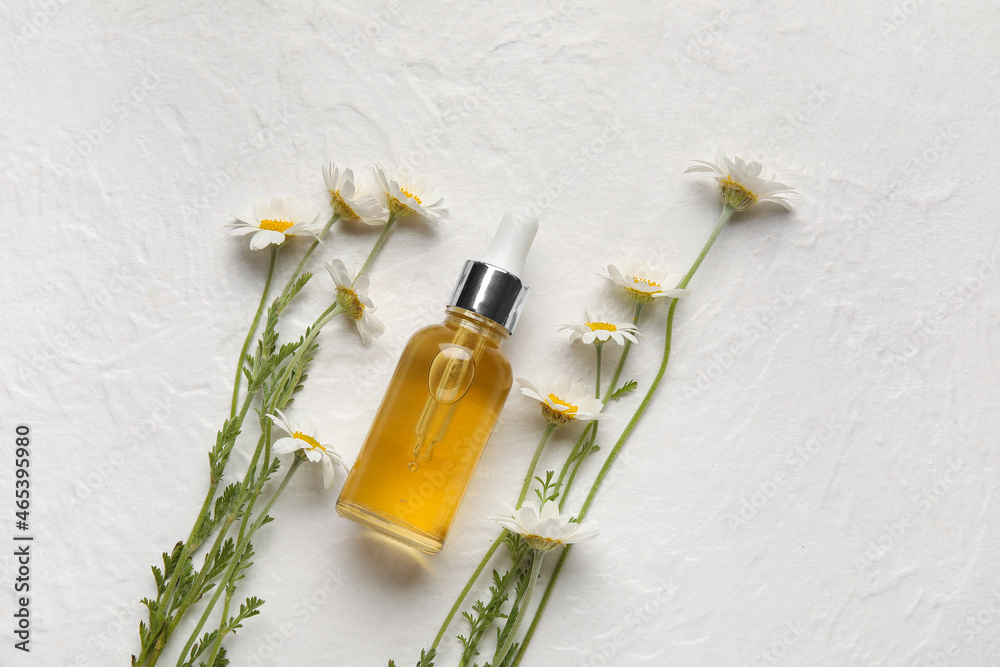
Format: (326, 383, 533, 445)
(600, 302, 643, 403)
(358, 211, 398, 276)
(267, 205, 388, 410)
(512, 204, 736, 660)
(578, 204, 732, 519)
(511, 302, 681, 667)
(579, 309, 676, 516)
(229, 213, 336, 426)
(558, 431, 595, 511)
(677, 205, 733, 290)
(202, 584, 234, 667)
(280, 214, 339, 302)
(231, 246, 278, 418)
(601, 346, 630, 401)
(145, 246, 279, 663)
(555, 301, 643, 507)
(269, 210, 394, 401)
(516, 424, 557, 508)
(459, 545, 530, 666)
(554, 422, 593, 496)
(142, 216, 340, 667)
(236, 420, 273, 547)
(268, 303, 344, 410)
(430, 531, 507, 652)
(594, 343, 603, 400)
(176, 458, 303, 667)
(429, 423, 558, 652)
(596, 302, 642, 406)
(493, 550, 545, 665)
(147, 384, 260, 665)
(509, 545, 569, 667)
(556, 345, 603, 506)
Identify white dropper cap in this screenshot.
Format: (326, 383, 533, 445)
(447, 207, 539, 332)
(480, 206, 539, 278)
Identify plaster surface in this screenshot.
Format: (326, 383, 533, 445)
(1, 2, 998, 665)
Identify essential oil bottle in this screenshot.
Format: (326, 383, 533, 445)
(336, 207, 538, 553)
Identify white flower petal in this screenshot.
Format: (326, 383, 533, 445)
(248, 230, 274, 251)
(228, 225, 260, 237)
(321, 456, 336, 489)
(490, 500, 600, 551)
(269, 409, 295, 434)
(298, 415, 317, 436)
(516, 374, 603, 422)
(252, 197, 268, 222)
(271, 437, 300, 455)
(686, 151, 795, 210)
(371, 162, 446, 222)
(234, 195, 322, 250)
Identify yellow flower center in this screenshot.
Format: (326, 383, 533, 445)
(525, 534, 561, 552)
(399, 188, 422, 204)
(720, 177, 757, 211)
(330, 190, 361, 222)
(586, 321, 617, 332)
(633, 276, 660, 288)
(259, 218, 294, 233)
(293, 431, 324, 451)
(546, 393, 578, 415)
(336, 286, 365, 320)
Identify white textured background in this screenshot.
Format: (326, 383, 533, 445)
(1, 1, 998, 665)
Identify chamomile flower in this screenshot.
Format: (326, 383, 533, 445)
(327, 258, 385, 345)
(685, 151, 796, 212)
(370, 162, 446, 222)
(559, 309, 643, 346)
(603, 259, 687, 305)
(517, 375, 604, 426)
(267, 409, 345, 489)
(228, 195, 321, 250)
(490, 499, 600, 552)
(322, 162, 387, 225)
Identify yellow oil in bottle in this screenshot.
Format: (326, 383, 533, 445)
(336, 307, 513, 554)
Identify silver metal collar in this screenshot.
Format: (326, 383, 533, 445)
(447, 260, 530, 333)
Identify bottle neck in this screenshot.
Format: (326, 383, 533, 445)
(447, 260, 530, 333)
(444, 306, 510, 346)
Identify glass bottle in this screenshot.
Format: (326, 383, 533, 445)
(336, 207, 538, 553)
